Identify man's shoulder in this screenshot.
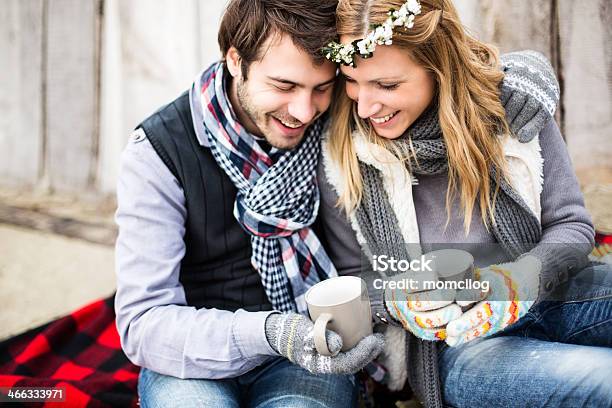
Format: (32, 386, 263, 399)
(138, 90, 191, 132)
(119, 129, 184, 195)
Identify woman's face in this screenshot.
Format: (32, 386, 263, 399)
(340, 38, 436, 139)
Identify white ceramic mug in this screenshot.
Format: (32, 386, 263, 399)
(426, 249, 476, 309)
(305, 276, 372, 356)
(426, 249, 474, 282)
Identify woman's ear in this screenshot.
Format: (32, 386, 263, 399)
(225, 47, 242, 78)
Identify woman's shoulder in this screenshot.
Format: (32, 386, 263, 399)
(537, 119, 566, 154)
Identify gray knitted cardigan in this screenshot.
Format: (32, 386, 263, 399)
(318, 118, 594, 406)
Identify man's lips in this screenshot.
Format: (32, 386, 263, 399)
(271, 116, 305, 137)
(272, 115, 304, 129)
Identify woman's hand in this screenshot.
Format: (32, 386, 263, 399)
(445, 256, 542, 347)
(384, 272, 462, 341)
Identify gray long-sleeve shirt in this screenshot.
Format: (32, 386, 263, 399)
(114, 129, 278, 380)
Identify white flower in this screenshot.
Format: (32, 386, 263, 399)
(321, 0, 422, 66)
(373, 26, 385, 42)
(405, 14, 415, 28)
(382, 24, 394, 44)
(406, 0, 421, 15)
(357, 37, 374, 55)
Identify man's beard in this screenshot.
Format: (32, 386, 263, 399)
(236, 79, 310, 150)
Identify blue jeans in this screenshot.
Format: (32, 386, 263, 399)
(138, 356, 358, 408)
(440, 262, 612, 407)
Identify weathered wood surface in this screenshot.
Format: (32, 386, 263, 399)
(0, 186, 116, 245)
(97, 0, 226, 192)
(0, 0, 44, 186)
(457, 0, 611, 178)
(558, 0, 611, 173)
(45, 0, 99, 192)
(0, 0, 610, 195)
(0, 203, 116, 246)
(456, 0, 554, 59)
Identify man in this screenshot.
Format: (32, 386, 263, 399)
(115, 0, 384, 406)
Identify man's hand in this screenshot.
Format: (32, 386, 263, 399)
(446, 256, 542, 347)
(384, 272, 462, 341)
(264, 313, 384, 375)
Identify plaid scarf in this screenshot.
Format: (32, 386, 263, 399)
(196, 62, 337, 314)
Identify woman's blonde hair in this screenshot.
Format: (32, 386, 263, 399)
(330, 0, 509, 233)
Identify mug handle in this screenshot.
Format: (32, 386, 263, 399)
(313, 312, 335, 356)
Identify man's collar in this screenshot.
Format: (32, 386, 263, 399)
(189, 70, 212, 147)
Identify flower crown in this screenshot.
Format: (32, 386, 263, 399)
(322, 0, 422, 67)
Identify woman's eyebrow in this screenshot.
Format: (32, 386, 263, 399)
(372, 76, 404, 81)
(341, 73, 404, 82)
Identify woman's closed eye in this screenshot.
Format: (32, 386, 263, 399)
(343, 74, 399, 91)
(377, 82, 400, 91)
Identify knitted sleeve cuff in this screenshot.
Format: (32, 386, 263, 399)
(522, 243, 591, 302)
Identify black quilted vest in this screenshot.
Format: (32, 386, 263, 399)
(138, 91, 272, 312)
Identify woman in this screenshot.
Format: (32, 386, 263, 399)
(318, 0, 612, 406)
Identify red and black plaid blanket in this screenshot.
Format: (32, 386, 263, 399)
(0, 296, 139, 407)
(1, 234, 610, 407)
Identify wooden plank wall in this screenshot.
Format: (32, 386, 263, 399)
(0, 0, 44, 187)
(0, 0, 610, 196)
(457, 0, 612, 182)
(97, 0, 225, 193)
(558, 0, 611, 179)
(45, 0, 99, 192)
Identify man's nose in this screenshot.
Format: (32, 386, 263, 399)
(287, 91, 316, 124)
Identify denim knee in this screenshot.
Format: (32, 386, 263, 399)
(138, 368, 241, 408)
(546, 345, 612, 407)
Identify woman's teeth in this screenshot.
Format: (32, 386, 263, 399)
(370, 111, 397, 124)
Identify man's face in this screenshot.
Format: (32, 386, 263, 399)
(228, 34, 337, 150)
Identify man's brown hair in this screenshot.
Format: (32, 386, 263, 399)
(218, 0, 338, 78)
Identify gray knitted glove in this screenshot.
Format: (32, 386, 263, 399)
(500, 50, 560, 142)
(264, 312, 385, 375)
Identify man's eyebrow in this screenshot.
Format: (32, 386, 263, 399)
(315, 77, 337, 87)
(267, 76, 337, 88)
